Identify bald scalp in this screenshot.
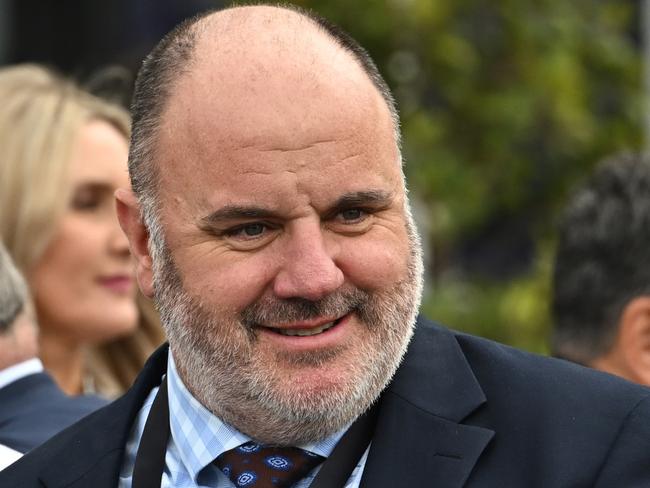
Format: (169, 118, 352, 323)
(189, 7, 366, 100)
(128, 4, 399, 215)
(160, 13, 391, 163)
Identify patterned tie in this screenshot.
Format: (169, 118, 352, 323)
(214, 441, 325, 488)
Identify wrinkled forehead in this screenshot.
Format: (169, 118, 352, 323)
(157, 16, 397, 177)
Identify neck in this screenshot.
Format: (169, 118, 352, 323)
(0, 313, 39, 370)
(0, 339, 35, 370)
(38, 328, 85, 395)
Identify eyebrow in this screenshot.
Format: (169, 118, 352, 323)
(324, 190, 394, 218)
(201, 206, 279, 227)
(331, 190, 394, 209)
(73, 182, 115, 197)
(200, 189, 394, 227)
(76, 182, 114, 192)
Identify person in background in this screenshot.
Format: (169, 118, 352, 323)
(0, 64, 164, 398)
(0, 241, 106, 456)
(551, 153, 650, 385)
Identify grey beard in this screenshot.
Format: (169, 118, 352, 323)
(151, 212, 423, 445)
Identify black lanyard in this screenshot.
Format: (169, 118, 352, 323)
(132, 378, 378, 487)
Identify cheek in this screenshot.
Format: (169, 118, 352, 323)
(179, 252, 279, 312)
(30, 267, 79, 317)
(30, 232, 94, 298)
(337, 232, 410, 291)
(29, 253, 92, 335)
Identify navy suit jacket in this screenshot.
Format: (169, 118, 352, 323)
(0, 372, 107, 453)
(3, 317, 650, 486)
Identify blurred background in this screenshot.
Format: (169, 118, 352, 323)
(1, 0, 644, 354)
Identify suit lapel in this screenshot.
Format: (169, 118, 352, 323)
(37, 344, 169, 488)
(360, 319, 494, 488)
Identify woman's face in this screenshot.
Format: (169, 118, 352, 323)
(29, 119, 138, 343)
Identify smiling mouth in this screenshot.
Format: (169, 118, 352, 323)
(264, 316, 345, 337)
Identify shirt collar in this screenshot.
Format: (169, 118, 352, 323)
(0, 358, 43, 390)
(166, 350, 349, 483)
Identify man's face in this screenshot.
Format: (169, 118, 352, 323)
(145, 40, 423, 444)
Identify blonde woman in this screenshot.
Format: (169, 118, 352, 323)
(0, 64, 164, 397)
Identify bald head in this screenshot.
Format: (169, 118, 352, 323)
(128, 4, 399, 212)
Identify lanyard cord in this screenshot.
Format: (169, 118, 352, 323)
(131, 379, 169, 487)
(131, 378, 378, 488)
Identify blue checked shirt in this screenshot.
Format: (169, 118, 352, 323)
(118, 351, 368, 487)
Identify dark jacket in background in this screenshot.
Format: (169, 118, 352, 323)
(0, 372, 107, 453)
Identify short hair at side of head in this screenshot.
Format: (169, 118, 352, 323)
(128, 3, 401, 225)
(551, 153, 650, 364)
(0, 241, 29, 333)
(0, 64, 131, 272)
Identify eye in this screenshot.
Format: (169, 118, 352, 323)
(327, 207, 372, 235)
(338, 208, 366, 223)
(219, 221, 279, 251)
(71, 188, 102, 211)
(241, 223, 265, 237)
(225, 222, 269, 239)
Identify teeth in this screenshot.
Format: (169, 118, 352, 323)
(277, 321, 336, 336)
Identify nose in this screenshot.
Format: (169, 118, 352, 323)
(273, 222, 344, 301)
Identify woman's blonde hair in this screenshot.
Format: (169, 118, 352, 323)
(0, 64, 164, 397)
(87, 295, 165, 397)
(0, 64, 130, 272)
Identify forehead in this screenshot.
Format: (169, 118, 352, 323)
(69, 120, 129, 184)
(155, 28, 399, 212)
(157, 111, 399, 220)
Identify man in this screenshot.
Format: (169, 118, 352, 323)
(0, 242, 106, 455)
(3, 5, 650, 486)
(551, 153, 650, 385)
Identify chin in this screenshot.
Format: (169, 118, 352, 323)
(273, 353, 356, 389)
(277, 371, 350, 402)
(242, 368, 378, 445)
(87, 308, 139, 342)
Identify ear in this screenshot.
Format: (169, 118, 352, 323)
(614, 296, 650, 386)
(115, 188, 155, 298)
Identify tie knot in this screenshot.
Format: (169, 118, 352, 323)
(215, 441, 324, 488)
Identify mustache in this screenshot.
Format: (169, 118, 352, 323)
(240, 287, 370, 328)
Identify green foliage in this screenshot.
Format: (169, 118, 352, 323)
(293, 0, 642, 351)
(422, 243, 554, 353)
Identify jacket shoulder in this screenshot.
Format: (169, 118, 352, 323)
(412, 318, 650, 485)
(0, 345, 169, 486)
(451, 323, 650, 410)
(0, 373, 107, 452)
